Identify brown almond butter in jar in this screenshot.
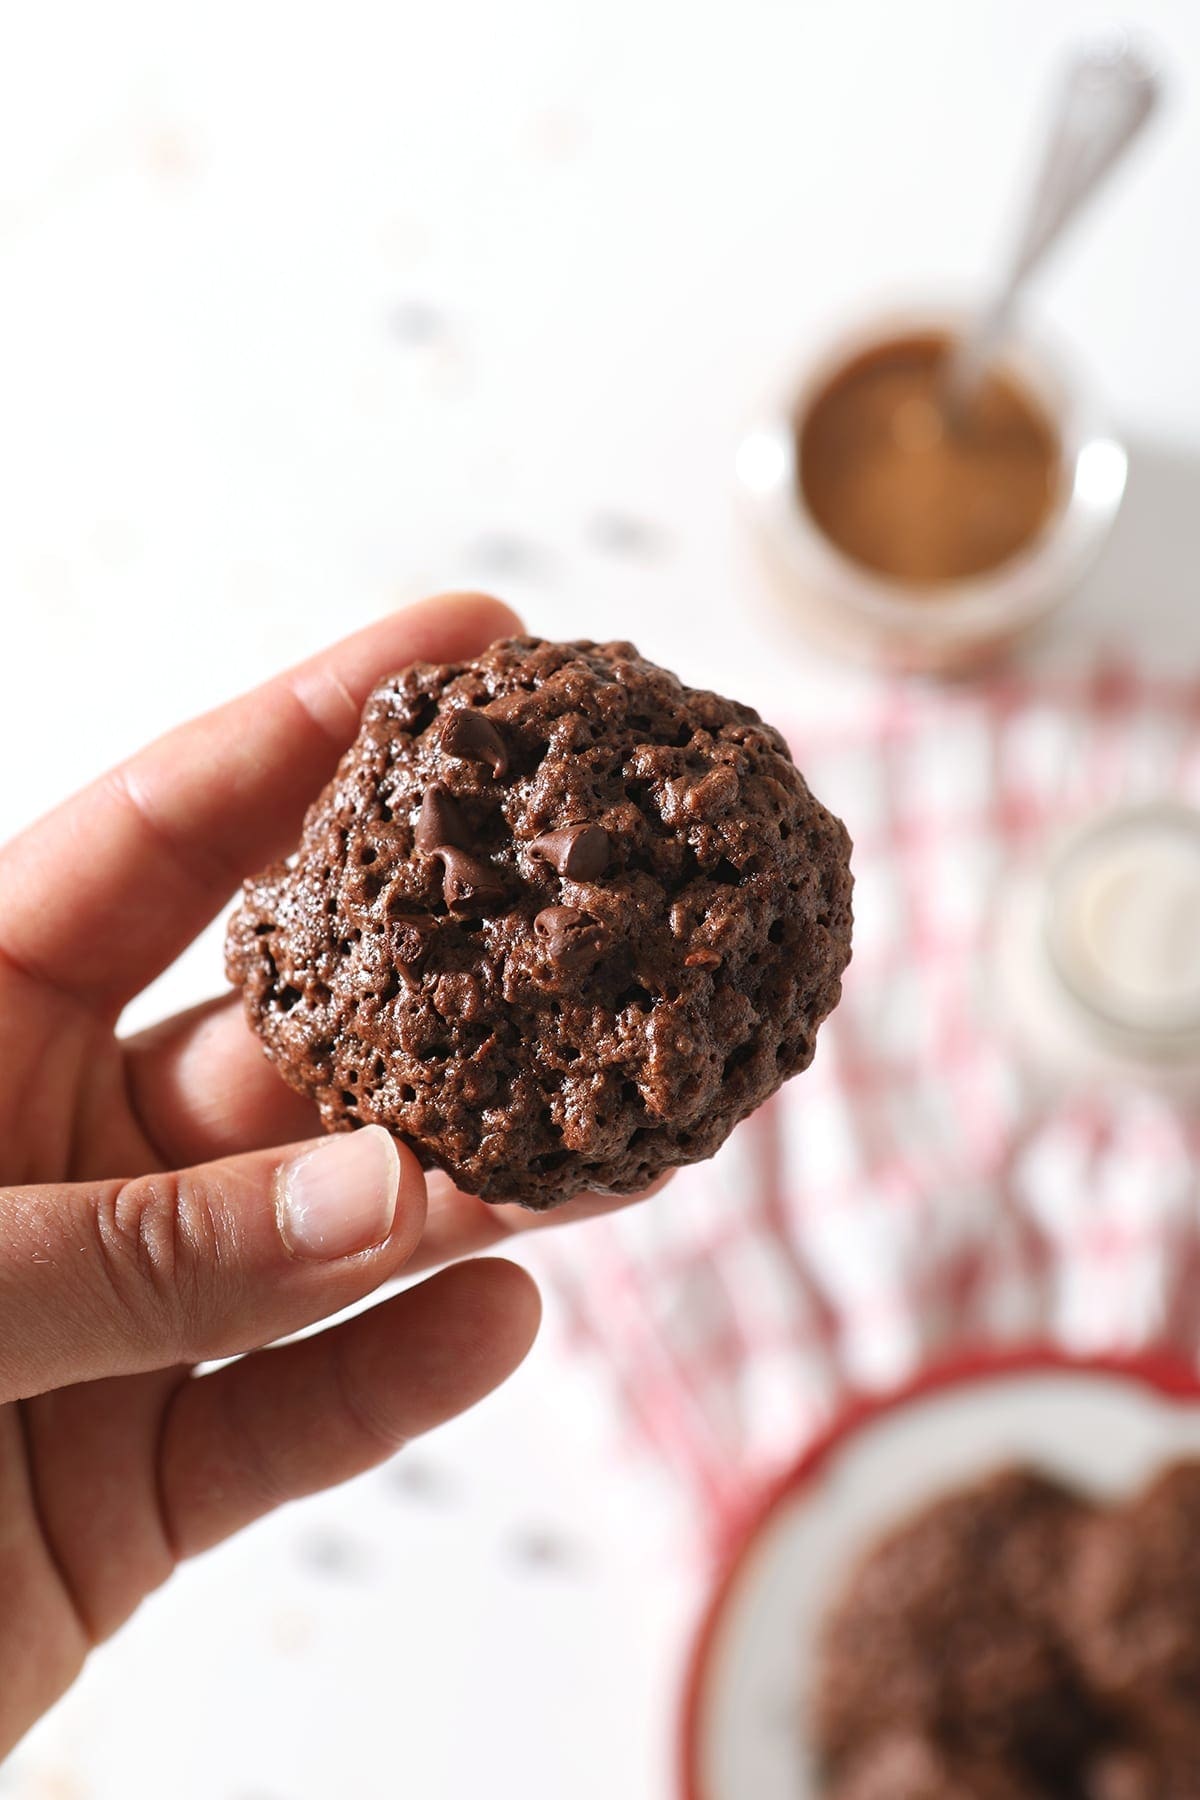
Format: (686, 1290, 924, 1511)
(797, 332, 1063, 585)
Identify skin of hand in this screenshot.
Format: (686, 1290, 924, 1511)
(0, 592, 657, 1754)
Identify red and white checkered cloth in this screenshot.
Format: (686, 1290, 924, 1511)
(539, 663, 1200, 1542)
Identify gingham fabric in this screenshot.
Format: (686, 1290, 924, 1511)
(538, 663, 1200, 1542)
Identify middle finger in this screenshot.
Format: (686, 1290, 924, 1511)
(124, 994, 319, 1167)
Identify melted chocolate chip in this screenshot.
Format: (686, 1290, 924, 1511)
(529, 823, 610, 880)
(414, 782, 502, 911)
(438, 846, 506, 912)
(415, 784, 467, 853)
(534, 904, 607, 964)
(441, 709, 509, 778)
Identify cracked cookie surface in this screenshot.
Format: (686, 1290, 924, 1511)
(226, 637, 853, 1206)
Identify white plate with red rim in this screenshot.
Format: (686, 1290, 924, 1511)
(679, 1350, 1200, 1800)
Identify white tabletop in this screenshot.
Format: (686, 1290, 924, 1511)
(2, 2, 1198, 1794)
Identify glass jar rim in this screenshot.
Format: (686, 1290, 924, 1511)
(1043, 801, 1200, 1046)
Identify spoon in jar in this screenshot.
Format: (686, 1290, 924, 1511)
(942, 29, 1162, 428)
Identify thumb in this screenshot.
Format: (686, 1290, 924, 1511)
(0, 1126, 427, 1402)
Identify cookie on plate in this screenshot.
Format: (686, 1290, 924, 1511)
(813, 1468, 1093, 1785)
(1084, 1735, 1200, 1800)
(1066, 1462, 1200, 1743)
(826, 1733, 1033, 1800)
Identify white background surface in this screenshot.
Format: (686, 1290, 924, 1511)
(0, 2, 1197, 1795)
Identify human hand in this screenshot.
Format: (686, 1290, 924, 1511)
(0, 593, 642, 1753)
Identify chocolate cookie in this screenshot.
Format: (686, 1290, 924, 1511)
(1084, 1736, 1200, 1800)
(226, 637, 852, 1206)
(1066, 1462, 1200, 1743)
(827, 1734, 1033, 1800)
(813, 1469, 1093, 1786)
(812, 1460, 1200, 1797)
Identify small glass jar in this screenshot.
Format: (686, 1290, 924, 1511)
(994, 802, 1200, 1089)
(737, 305, 1127, 677)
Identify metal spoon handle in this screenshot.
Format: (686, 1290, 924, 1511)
(945, 32, 1161, 413)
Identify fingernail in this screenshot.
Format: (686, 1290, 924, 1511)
(277, 1127, 400, 1260)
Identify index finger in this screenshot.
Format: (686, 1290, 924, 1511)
(0, 592, 520, 1015)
